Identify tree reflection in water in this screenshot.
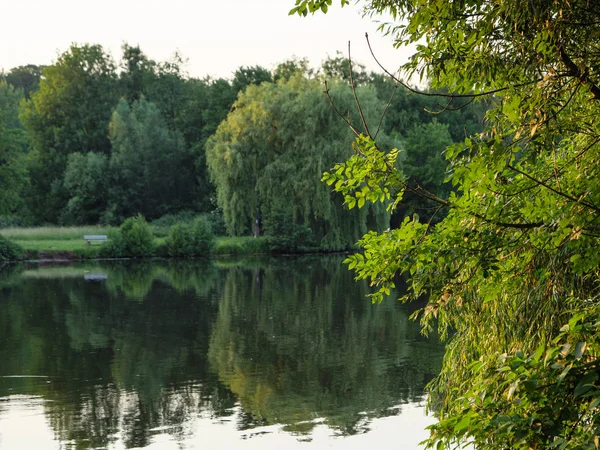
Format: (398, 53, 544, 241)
(0, 257, 443, 448)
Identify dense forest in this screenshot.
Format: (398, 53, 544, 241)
(0, 44, 485, 250)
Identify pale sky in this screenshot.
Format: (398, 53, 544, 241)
(0, 0, 412, 79)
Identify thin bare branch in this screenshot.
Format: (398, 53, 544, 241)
(375, 83, 398, 139)
(347, 41, 371, 137)
(323, 81, 361, 137)
(365, 33, 538, 99)
(425, 97, 476, 114)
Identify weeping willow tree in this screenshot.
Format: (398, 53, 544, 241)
(206, 73, 394, 250)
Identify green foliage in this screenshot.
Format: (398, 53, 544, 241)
(62, 152, 111, 225)
(296, 0, 600, 448)
(0, 234, 22, 261)
(213, 236, 269, 256)
(163, 218, 214, 257)
(2, 65, 44, 99)
(1, 225, 114, 241)
(119, 44, 157, 104)
(398, 121, 453, 223)
(232, 65, 273, 92)
(206, 74, 393, 250)
(164, 223, 195, 257)
(20, 44, 119, 223)
(0, 81, 28, 216)
(320, 52, 369, 85)
(263, 208, 316, 253)
(191, 216, 215, 255)
(0, 215, 29, 229)
(114, 215, 154, 258)
(289, 0, 348, 16)
(108, 97, 192, 220)
(369, 73, 487, 144)
(431, 312, 600, 450)
(151, 210, 198, 236)
(273, 57, 312, 81)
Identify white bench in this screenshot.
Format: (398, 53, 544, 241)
(84, 235, 108, 245)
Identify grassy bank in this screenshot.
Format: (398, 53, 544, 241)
(0, 226, 269, 259)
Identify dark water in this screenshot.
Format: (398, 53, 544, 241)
(0, 256, 444, 449)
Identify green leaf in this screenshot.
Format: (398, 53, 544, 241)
(574, 372, 598, 399)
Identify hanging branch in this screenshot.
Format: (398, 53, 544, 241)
(507, 164, 600, 214)
(365, 33, 539, 100)
(375, 83, 398, 139)
(323, 80, 361, 137)
(425, 97, 476, 114)
(347, 41, 372, 137)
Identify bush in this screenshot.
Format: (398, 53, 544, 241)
(0, 234, 23, 261)
(101, 214, 154, 258)
(192, 216, 215, 255)
(120, 214, 154, 257)
(160, 217, 215, 258)
(164, 223, 194, 257)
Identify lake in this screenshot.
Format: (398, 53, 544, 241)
(0, 256, 443, 449)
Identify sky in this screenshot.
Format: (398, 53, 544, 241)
(0, 0, 413, 80)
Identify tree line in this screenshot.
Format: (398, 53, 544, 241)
(1, 44, 485, 250)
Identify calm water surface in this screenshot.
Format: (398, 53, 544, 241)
(0, 256, 443, 449)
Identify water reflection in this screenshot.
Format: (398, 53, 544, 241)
(0, 257, 443, 449)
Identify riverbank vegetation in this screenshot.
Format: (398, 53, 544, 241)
(292, 0, 600, 448)
(0, 43, 485, 256)
(1, 223, 268, 259)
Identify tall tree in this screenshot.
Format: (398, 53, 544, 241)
(394, 121, 453, 224)
(20, 44, 118, 222)
(0, 81, 28, 217)
(206, 73, 393, 249)
(176, 77, 239, 212)
(2, 64, 44, 99)
(119, 44, 157, 103)
(320, 52, 369, 85)
(108, 97, 193, 220)
(232, 65, 273, 93)
(293, 0, 600, 448)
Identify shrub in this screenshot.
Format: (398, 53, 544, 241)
(164, 223, 194, 257)
(98, 228, 124, 258)
(0, 234, 23, 261)
(263, 211, 316, 253)
(192, 216, 215, 255)
(118, 214, 154, 257)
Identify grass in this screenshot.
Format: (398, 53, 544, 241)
(14, 240, 92, 252)
(1, 227, 269, 259)
(214, 236, 269, 255)
(1, 226, 115, 241)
